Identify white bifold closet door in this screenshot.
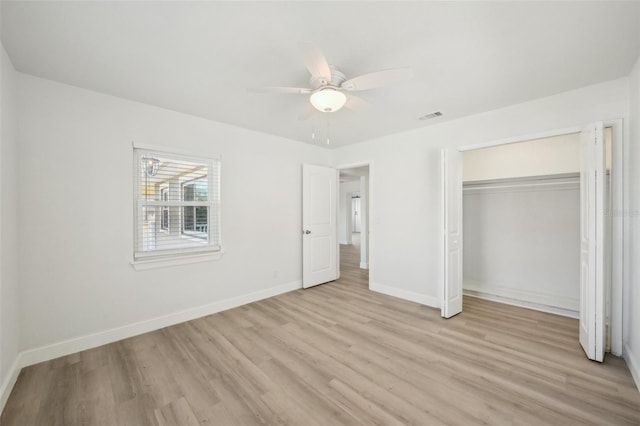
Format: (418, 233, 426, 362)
(441, 148, 463, 318)
(579, 122, 605, 362)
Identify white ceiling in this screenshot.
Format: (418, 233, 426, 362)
(2, 1, 639, 148)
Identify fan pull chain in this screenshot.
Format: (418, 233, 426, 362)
(326, 118, 330, 145)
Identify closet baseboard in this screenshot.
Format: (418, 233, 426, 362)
(463, 289, 579, 318)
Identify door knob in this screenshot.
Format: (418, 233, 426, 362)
(304, 230, 311, 234)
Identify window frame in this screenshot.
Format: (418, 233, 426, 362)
(132, 145, 222, 268)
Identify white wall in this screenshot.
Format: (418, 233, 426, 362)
(626, 55, 640, 388)
(332, 77, 629, 308)
(15, 74, 330, 354)
(463, 177, 580, 313)
(338, 180, 360, 244)
(462, 133, 580, 182)
(463, 130, 612, 182)
(0, 44, 20, 405)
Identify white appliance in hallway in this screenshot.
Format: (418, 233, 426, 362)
(352, 196, 361, 233)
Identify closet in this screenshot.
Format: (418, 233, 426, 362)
(462, 130, 612, 318)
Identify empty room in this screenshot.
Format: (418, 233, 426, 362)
(1, 1, 640, 425)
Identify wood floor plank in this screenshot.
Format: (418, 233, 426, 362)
(154, 397, 200, 426)
(2, 236, 639, 425)
(115, 393, 159, 426)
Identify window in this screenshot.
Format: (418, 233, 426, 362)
(134, 148, 221, 262)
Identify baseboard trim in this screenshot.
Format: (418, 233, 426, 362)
(1, 280, 302, 413)
(464, 289, 579, 319)
(624, 343, 640, 391)
(370, 282, 439, 308)
(463, 281, 579, 312)
(0, 354, 22, 414)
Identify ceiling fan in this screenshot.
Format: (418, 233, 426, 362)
(251, 44, 413, 117)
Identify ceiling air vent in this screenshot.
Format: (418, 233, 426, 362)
(418, 111, 443, 121)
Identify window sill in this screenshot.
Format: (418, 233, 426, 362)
(131, 250, 224, 271)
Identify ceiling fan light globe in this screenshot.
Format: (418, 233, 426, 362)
(310, 89, 346, 113)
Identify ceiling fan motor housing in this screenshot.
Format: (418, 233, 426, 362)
(310, 65, 346, 89)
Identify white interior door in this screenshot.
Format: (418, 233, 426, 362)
(441, 149, 463, 318)
(579, 122, 605, 361)
(303, 164, 338, 288)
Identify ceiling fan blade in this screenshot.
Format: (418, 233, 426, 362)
(341, 68, 413, 91)
(300, 43, 332, 84)
(298, 103, 316, 121)
(344, 95, 372, 112)
(249, 86, 311, 95)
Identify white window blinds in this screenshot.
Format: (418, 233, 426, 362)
(134, 148, 221, 260)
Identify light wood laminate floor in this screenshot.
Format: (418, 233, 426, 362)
(2, 239, 639, 425)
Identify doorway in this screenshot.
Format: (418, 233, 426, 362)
(338, 164, 370, 283)
(301, 162, 373, 289)
(441, 120, 624, 361)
